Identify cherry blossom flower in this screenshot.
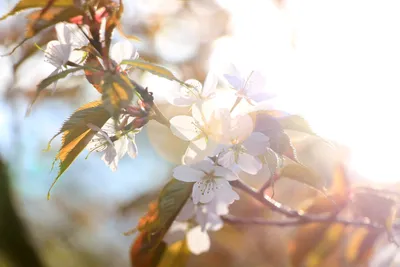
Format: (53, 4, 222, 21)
(224, 64, 273, 103)
(44, 23, 90, 91)
(44, 40, 71, 92)
(167, 71, 218, 107)
(173, 159, 238, 204)
(164, 188, 239, 255)
(170, 104, 229, 164)
(86, 118, 138, 171)
(216, 113, 270, 175)
(110, 40, 139, 71)
(56, 23, 89, 50)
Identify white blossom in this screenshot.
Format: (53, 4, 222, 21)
(170, 104, 229, 164)
(214, 112, 270, 175)
(44, 40, 71, 92)
(164, 187, 239, 255)
(110, 40, 139, 71)
(224, 64, 273, 103)
(167, 71, 217, 107)
(86, 118, 138, 171)
(173, 160, 238, 204)
(44, 23, 90, 92)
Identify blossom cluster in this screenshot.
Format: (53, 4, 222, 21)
(165, 67, 272, 253)
(43, 22, 273, 255)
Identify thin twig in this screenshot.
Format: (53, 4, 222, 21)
(231, 179, 304, 218)
(222, 214, 386, 229)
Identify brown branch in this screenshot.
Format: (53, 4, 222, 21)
(231, 179, 304, 218)
(222, 214, 385, 229)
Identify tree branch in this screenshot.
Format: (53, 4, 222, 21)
(231, 179, 304, 218)
(222, 214, 385, 229)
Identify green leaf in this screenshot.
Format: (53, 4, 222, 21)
(101, 72, 135, 119)
(279, 163, 326, 191)
(157, 179, 193, 228)
(121, 59, 185, 85)
(130, 179, 192, 267)
(47, 100, 111, 199)
(3, 6, 84, 56)
(0, 0, 74, 20)
(278, 114, 316, 135)
(26, 66, 88, 116)
(38, 66, 85, 92)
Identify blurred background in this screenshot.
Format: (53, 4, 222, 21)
(1, 0, 400, 266)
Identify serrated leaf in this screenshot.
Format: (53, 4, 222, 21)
(278, 114, 315, 135)
(121, 59, 185, 85)
(4, 6, 84, 56)
(101, 72, 135, 119)
(279, 163, 326, 191)
(0, 0, 73, 20)
(262, 110, 316, 136)
(252, 112, 299, 162)
(47, 100, 111, 199)
(38, 66, 85, 92)
(130, 179, 192, 267)
(27, 66, 88, 115)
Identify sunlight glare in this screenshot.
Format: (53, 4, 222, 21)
(214, 0, 400, 183)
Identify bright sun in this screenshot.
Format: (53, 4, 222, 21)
(211, 0, 400, 183)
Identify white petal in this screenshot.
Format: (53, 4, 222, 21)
(176, 200, 195, 221)
(216, 185, 240, 210)
(110, 40, 138, 66)
(186, 226, 210, 255)
(166, 91, 197, 107)
(213, 166, 238, 181)
(224, 74, 243, 90)
(206, 213, 223, 231)
(201, 71, 218, 98)
(193, 180, 216, 204)
(195, 206, 208, 231)
(127, 138, 138, 159)
(114, 136, 128, 160)
(185, 79, 202, 94)
(45, 40, 71, 67)
(207, 186, 238, 216)
(237, 153, 262, 175)
(170, 116, 199, 141)
(101, 118, 116, 135)
(56, 23, 71, 44)
(224, 64, 244, 89)
(208, 108, 231, 142)
(173, 165, 204, 182)
(164, 221, 188, 245)
(191, 103, 205, 126)
(242, 132, 270, 156)
(101, 145, 118, 171)
(87, 123, 113, 145)
(229, 114, 254, 142)
(183, 137, 218, 165)
(217, 151, 236, 168)
(191, 160, 214, 173)
(245, 70, 265, 95)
